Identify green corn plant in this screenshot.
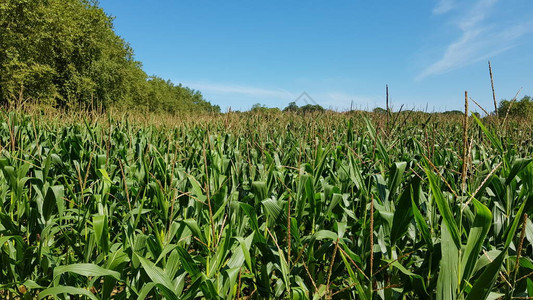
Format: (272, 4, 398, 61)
(0, 109, 532, 299)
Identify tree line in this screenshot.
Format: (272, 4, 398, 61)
(250, 101, 325, 114)
(371, 96, 532, 119)
(0, 0, 220, 113)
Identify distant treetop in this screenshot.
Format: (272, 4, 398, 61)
(283, 102, 324, 113)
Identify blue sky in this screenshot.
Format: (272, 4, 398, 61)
(99, 0, 533, 112)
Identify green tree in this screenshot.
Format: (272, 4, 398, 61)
(0, 0, 219, 113)
(250, 103, 281, 114)
(373, 107, 387, 114)
(283, 102, 299, 112)
(282, 102, 324, 114)
(299, 104, 324, 113)
(498, 96, 533, 118)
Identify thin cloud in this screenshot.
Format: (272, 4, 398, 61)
(418, 0, 533, 80)
(456, 0, 497, 31)
(433, 0, 455, 15)
(186, 82, 295, 99)
(182, 82, 379, 111)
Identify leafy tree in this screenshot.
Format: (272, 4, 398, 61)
(251, 103, 265, 112)
(497, 96, 533, 118)
(283, 102, 324, 114)
(0, 0, 219, 113)
(373, 107, 387, 114)
(251, 103, 281, 114)
(300, 104, 324, 113)
(283, 102, 299, 112)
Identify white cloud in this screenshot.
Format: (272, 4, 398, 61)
(186, 82, 295, 100)
(433, 0, 455, 15)
(456, 0, 497, 31)
(182, 81, 380, 111)
(418, 0, 533, 79)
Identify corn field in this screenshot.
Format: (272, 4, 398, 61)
(0, 110, 532, 299)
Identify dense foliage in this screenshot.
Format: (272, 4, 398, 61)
(0, 0, 220, 113)
(283, 102, 325, 114)
(0, 110, 532, 299)
(498, 96, 533, 119)
(251, 103, 281, 114)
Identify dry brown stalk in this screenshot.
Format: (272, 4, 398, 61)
(332, 282, 359, 296)
(216, 212, 228, 247)
(291, 245, 307, 272)
(418, 158, 458, 198)
(470, 97, 490, 116)
(327, 238, 340, 295)
(467, 137, 474, 175)
(517, 271, 533, 283)
(464, 161, 502, 207)
(386, 84, 390, 131)
(370, 194, 374, 278)
(483, 250, 513, 288)
(513, 214, 528, 286)
(202, 142, 216, 248)
(462, 91, 469, 193)
(409, 167, 425, 182)
(236, 268, 242, 299)
(118, 159, 131, 210)
(302, 260, 319, 294)
(489, 61, 498, 116)
(502, 87, 523, 128)
(287, 195, 292, 267)
(337, 245, 370, 281)
(374, 284, 402, 291)
(374, 250, 417, 275)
